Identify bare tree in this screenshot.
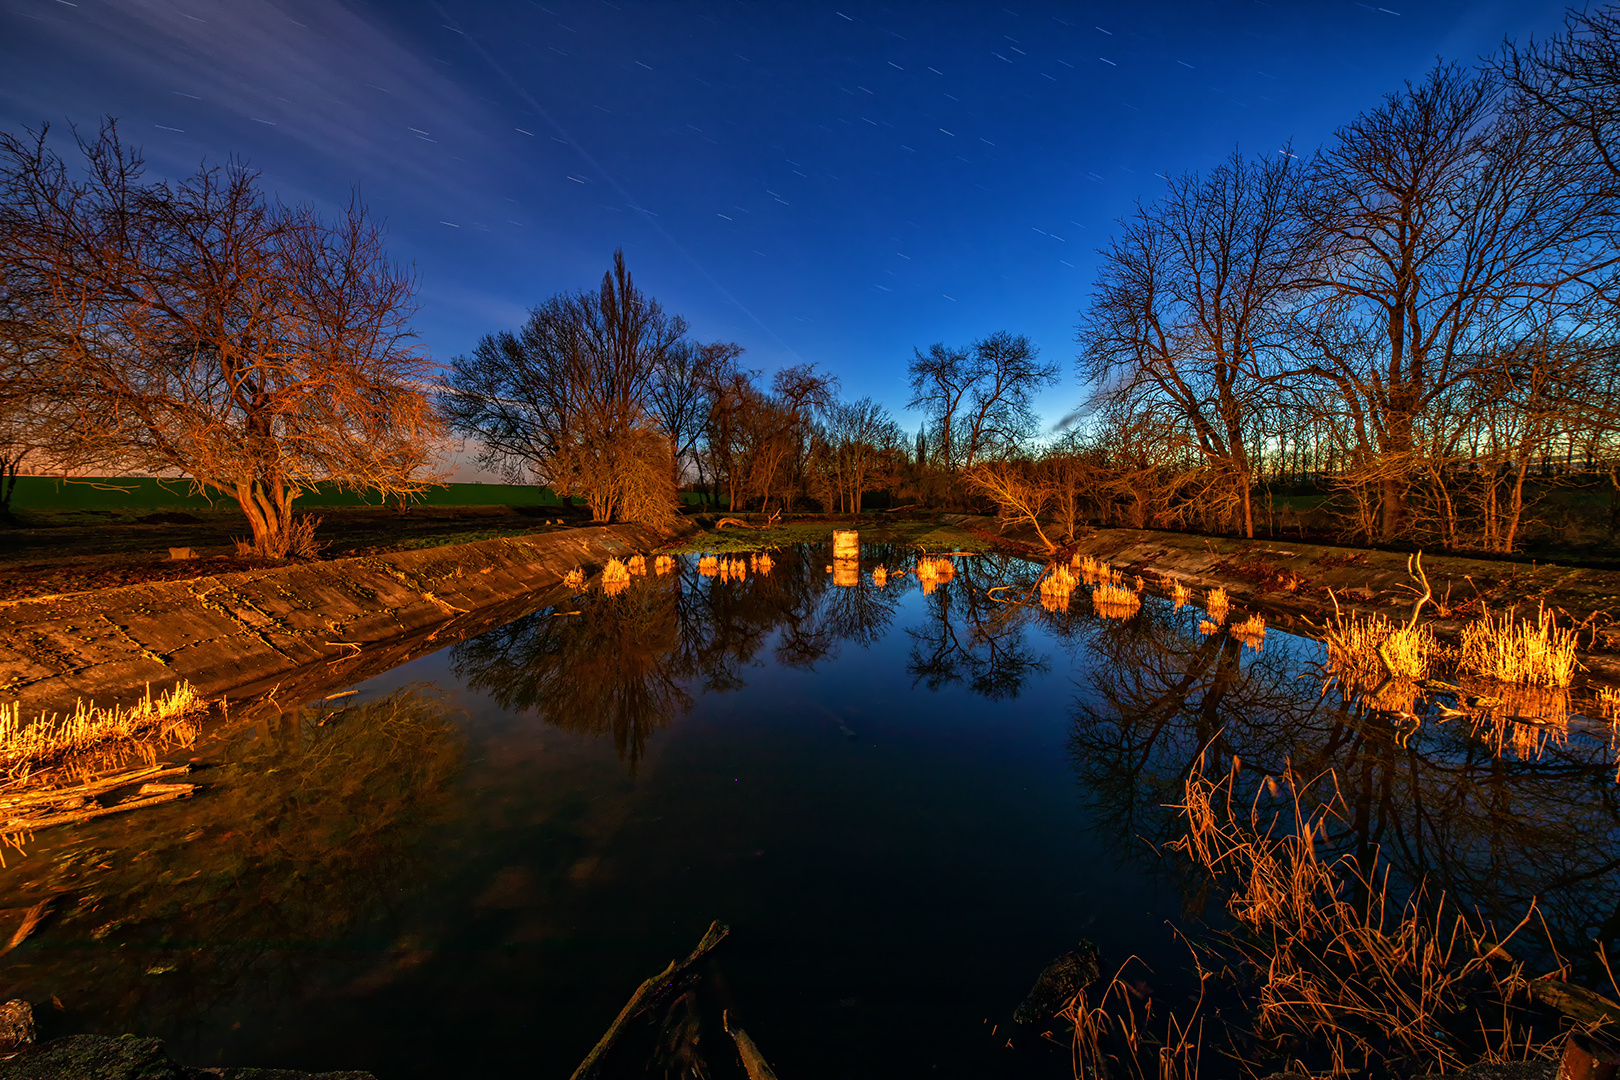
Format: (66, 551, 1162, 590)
(442, 250, 691, 524)
(0, 120, 443, 554)
(908, 332, 1057, 475)
(818, 396, 903, 513)
(1079, 150, 1311, 538)
(1292, 63, 1619, 541)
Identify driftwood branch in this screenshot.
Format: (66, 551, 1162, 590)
(570, 920, 730, 1080)
(724, 1011, 781, 1080)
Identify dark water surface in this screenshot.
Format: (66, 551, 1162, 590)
(1, 545, 1616, 1078)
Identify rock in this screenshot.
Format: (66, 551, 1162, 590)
(0, 1001, 33, 1053)
(0, 1035, 377, 1080)
(1013, 940, 1101, 1024)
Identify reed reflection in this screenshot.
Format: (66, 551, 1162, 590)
(905, 553, 1050, 700)
(1064, 596, 1620, 972)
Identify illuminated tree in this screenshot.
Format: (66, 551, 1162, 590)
(0, 120, 444, 554)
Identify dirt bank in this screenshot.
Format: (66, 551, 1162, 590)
(0, 520, 696, 716)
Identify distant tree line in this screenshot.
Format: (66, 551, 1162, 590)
(8, 8, 1620, 557)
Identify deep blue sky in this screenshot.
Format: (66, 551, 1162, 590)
(1, 0, 1571, 477)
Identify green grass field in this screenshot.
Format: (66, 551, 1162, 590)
(9, 476, 564, 511)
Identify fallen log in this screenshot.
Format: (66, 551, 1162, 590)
(570, 920, 730, 1080)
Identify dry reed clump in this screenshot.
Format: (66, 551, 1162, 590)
(1040, 564, 1078, 608)
(1459, 605, 1580, 688)
(601, 558, 631, 586)
(1171, 580, 1193, 608)
(1167, 763, 1558, 1078)
(626, 554, 647, 576)
(0, 682, 205, 783)
(1231, 612, 1266, 648)
(697, 555, 720, 576)
(653, 555, 675, 575)
(1597, 684, 1620, 721)
(1198, 618, 1220, 636)
(1323, 607, 1436, 685)
(1092, 582, 1142, 617)
(1074, 554, 1113, 586)
(563, 568, 586, 589)
(1204, 586, 1230, 625)
(872, 566, 888, 588)
(751, 551, 775, 574)
(916, 555, 956, 595)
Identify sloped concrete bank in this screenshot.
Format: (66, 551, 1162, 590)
(941, 516, 1620, 681)
(0, 520, 696, 716)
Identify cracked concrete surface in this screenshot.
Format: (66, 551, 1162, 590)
(0, 520, 694, 715)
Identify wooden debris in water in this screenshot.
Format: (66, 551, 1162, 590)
(831, 529, 859, 559)
(832, 558, 859, 588)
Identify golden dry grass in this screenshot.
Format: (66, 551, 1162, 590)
(751, 551, 775, 574)
(872, 566, 888, 587)
(1092, 582, 1142, 618)
(653, 554, 675, 575)
(1198, 618, 1220, 635)
(1459, 605, 1579, 688)
(697, 554, 720, 576)
(1168, 763, 1558, 1078)
(601, 557, 631, 586)
(563, 568, 585, 589)
(916, 555, 956, 595)
(1171, 580, 1193, 608)
(1074, 554, 1113, 586)
(1205, 586, 1230, 625)
(1231, 612, 1266, 649)
(1323, 607, 1437, 685)
(626, 554, 647, 576)
(0, 681, 205, 783)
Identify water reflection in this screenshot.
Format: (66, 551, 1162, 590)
(906, 554, 1050, 700)
(1063, 596, 1620, 976)
(0, 689, 464, 1029)
(452, 547, 905, 767)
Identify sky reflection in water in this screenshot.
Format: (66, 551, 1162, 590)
(0, 544, 1614, 1079)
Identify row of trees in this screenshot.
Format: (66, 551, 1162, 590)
(8, 8, 1620, 555)
(1060, 12, 1620, 551)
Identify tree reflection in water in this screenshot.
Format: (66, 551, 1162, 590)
(1063, 595, 1620, 977)
(905, 553, 1050, 700)
(450, 546, 903, 769)
(0, 688, 465, 1029)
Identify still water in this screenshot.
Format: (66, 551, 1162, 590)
(1, 545, 1615, 1078)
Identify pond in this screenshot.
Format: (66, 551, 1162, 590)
(1, 544, 1616, 1078)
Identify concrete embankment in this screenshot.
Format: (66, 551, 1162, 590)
(0, 520, 695, 716)
(942, 515, 1620, 680)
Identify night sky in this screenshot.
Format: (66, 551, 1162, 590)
(0, 0, 1570, 476)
